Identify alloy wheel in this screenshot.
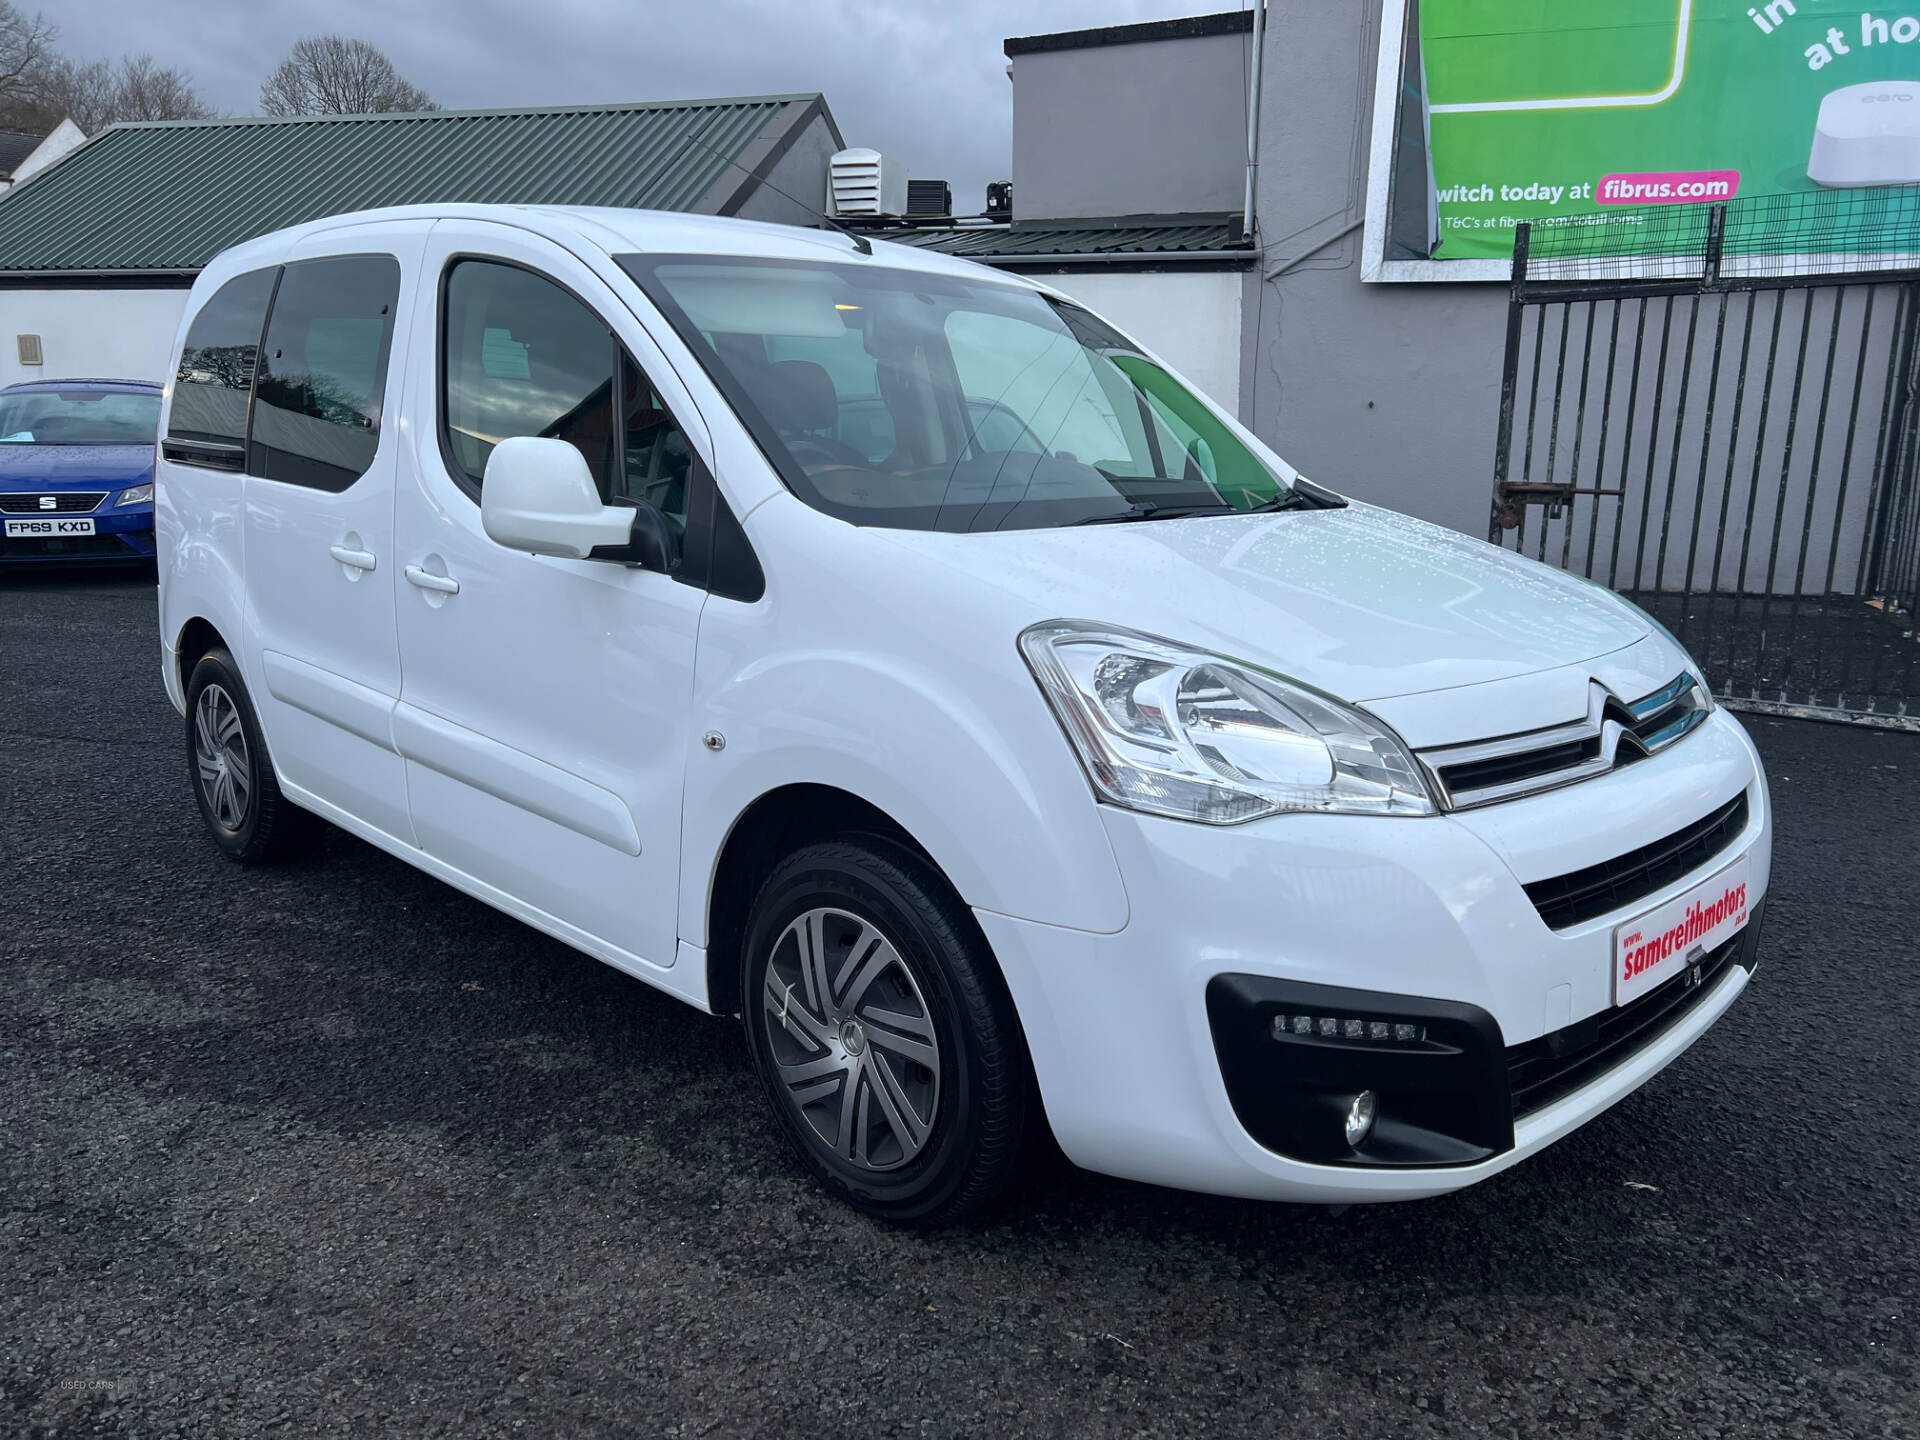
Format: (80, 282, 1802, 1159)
(760, 906, 942, 1171)
(193, 682, 251, 831)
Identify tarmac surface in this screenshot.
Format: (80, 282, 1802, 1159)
(3, 566, 1916, 1437)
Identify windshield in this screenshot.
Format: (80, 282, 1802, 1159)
(0, 390, 161, 446)
(620, 254, 1292, 532)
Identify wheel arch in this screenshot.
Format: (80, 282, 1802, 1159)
(174, 615, 230, 696)
(702, 782, 947, 1019)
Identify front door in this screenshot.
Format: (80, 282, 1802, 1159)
(390, 220, 710, 972)
(242, 229, 421, 842)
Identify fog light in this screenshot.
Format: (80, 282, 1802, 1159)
(1344, 1090, 1378, 1148)
(1269, 1013, 1428, 1046)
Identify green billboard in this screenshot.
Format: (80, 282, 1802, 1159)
(1419, 0, 1920, 260)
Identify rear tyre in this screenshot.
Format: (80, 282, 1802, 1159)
(740, 837, 1037, 1227)
(184, 648, 312, 864)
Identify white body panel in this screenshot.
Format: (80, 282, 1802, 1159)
(244, 223, 427, 843)
(987, 711, 1769, 1199)
(156, 204, 1773, 1205)
(386, 218, 713, 972)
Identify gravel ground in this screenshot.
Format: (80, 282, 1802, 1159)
(3, 567, 1916, 1438)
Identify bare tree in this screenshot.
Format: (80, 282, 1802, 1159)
(20, 53, 211, 131)
(258, 35, 436, 117)
(0, 2, 56, 121)
(0, 4, 210, 134)
(106, 55, 212, 122)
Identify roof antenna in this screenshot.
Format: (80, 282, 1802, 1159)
(676, 125, 873, 256)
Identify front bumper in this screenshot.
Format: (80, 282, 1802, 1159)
(978, 707, 1771, 1203)
(0, 504, 155, 562)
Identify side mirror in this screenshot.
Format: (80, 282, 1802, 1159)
(480, 437, 671, 569)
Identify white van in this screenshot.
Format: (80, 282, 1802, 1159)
(156, 205, 1771, 1224)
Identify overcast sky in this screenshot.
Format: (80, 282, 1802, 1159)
(52, 0, 1244, 210)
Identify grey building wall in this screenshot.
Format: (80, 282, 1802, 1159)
(729, 106, 846, 228)
(1244, 0, 1509, 535)
(1241, 0, 1899, 591)
(1010, 30, 1251, 221)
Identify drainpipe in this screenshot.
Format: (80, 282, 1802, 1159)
(1242, 0, 1268, 244)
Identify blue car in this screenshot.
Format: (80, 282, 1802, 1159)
(0, 378, 161, 564)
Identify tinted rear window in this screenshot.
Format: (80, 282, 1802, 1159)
(250, 255, 401, 491)
(170, 268, 277, 450)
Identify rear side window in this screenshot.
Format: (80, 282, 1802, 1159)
(251, 256, 401, 491)
(169, 268, 277, 456)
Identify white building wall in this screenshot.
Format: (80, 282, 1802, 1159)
(0, 288, 187, 388)
(1033, 269, 1244, 413)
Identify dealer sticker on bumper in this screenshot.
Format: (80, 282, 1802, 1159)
(1614, 852, 1751, 1006)
(5, 517, 95, 537)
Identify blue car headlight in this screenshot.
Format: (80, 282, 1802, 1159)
(117, 483, 154, 507)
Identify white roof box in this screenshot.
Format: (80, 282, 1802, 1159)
(829, 148, 908, 218)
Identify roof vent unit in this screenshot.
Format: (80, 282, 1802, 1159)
(906, 179, 952, 218)
(985, 181, 1012, 218)
(830, 148, 908, 218)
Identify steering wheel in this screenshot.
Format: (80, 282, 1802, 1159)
(786, 434, 870, 468)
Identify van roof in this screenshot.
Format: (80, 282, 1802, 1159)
(1, 377, 162, 394)
(203, 204, 1004, 286)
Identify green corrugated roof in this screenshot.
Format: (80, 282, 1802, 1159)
(0, 95, 835, 275)
(875, 215, 1252, 264)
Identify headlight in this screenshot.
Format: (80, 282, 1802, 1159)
(117, 483, 154, 506)
(1019, 621, 1435, 824)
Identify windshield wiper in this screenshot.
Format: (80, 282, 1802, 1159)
(1074, 501, 1236, 525)
(1243, 493, 1317, 514)
(1247, 477, 1349, 513)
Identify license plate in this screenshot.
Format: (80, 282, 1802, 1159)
(1613, 851, 1751, 1005)
(5, 517, 95, 537)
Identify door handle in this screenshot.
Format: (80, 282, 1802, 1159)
(404, 564, 460, 596)
(329, 544, 378, 571)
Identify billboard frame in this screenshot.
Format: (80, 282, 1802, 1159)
(1359, 0, 1920, 285)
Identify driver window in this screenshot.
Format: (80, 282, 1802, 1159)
(613, 354, 693, 535)
(441, 260, 614, 495)
(441, 259, 696, 547)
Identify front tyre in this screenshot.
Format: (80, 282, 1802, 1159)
(741, 838, 1036, 1226)
(183, 648, 311, 864)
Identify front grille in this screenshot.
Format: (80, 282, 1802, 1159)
(1506, 922, 1748, 1118)
(1418, 672, 1711, 810)
(0, 490, 105, 514)
(0, 532, 141, 559)
(1441, 735, 1602, 796)
(1524, 793, 1748, 931)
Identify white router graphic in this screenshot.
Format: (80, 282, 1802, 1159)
(1808, 81, 1920, 187)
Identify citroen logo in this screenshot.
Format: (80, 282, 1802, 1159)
(1589, 679, 1653, 771)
